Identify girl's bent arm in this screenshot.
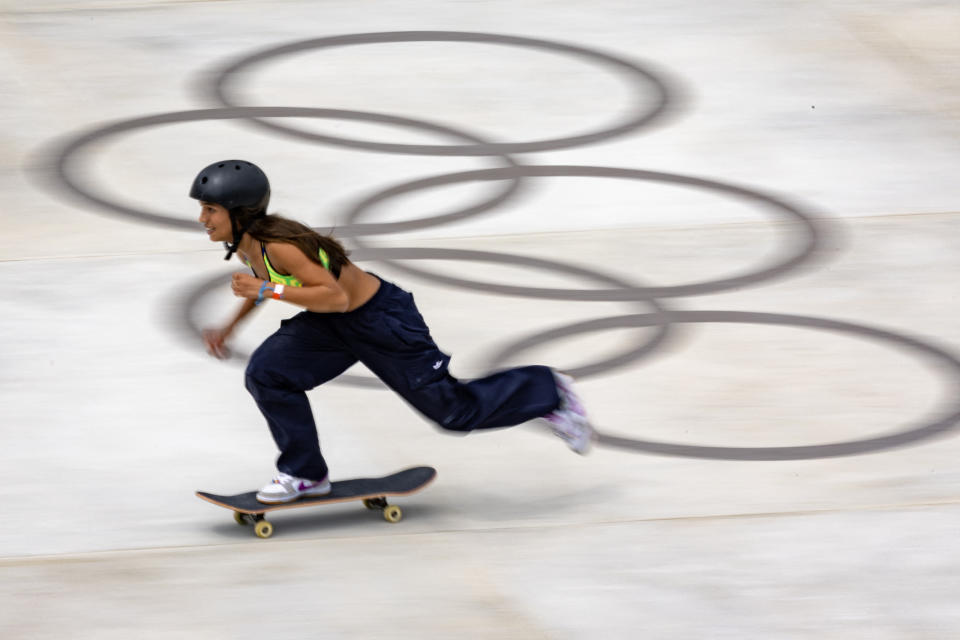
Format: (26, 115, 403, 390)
(232, 242, 350, 312)
(267, 242, 350, 312)
(274, 281, 349, 313)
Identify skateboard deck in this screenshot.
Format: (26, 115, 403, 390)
(197, 466, 437, 539)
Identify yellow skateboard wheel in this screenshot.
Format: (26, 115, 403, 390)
(383, 505, 403, 523)
(254, 520, 274, 539)
(234, 512, 248, 526)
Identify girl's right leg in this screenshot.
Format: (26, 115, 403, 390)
(337, 279, 594, 451)
(244, 312, 357, 484)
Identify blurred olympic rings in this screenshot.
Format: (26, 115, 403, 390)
(41, 31, 960, 460)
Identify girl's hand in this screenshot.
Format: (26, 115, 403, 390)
(202, 327, 231, 360)
(231, 272, 266, 301)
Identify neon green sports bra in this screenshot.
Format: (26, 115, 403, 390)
(245, 243, 331, 287)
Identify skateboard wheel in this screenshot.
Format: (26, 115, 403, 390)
(254, 520, 274, 539)
(233, 512, 248, 526)
(383, 505, 403, 523)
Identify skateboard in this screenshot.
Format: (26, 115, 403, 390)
(196, 466, 437, 539)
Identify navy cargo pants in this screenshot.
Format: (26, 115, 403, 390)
(244, 276, 561, 480)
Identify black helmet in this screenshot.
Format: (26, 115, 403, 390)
(190, 160, 270, 211)
(190, 160, 270, 260)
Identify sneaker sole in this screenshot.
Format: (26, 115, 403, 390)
(256, 486, 332, 504)
(569, 419, 598, 455)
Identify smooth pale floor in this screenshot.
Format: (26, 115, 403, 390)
(2, 1, 959, 638)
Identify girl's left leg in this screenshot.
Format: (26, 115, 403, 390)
(245, 312, 357, 483)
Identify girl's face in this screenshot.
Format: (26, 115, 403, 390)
(198, 201, 231, 243)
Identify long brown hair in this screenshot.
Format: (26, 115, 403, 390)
(247, 215, 350, 278)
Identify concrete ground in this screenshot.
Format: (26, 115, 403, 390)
(2, 1, 959, 637)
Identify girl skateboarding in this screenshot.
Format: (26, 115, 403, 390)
(192, 160, 595, 504)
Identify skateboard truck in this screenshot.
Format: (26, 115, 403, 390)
(229, 496, 404, 538)
(362, 497, 404, 523)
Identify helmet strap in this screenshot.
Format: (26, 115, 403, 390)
(222, 210, 266, 261)
(222, 213, 243, 261)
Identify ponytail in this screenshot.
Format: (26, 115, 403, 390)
(246, 215, 350, 278)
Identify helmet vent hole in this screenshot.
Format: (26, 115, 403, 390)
(201, 177, 208, 184)
(217, 163, 224, 168)
(235, 165, 241, 170)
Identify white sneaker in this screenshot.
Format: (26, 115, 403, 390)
(256, 472, 332, 504)
(544, 371, 597, 455)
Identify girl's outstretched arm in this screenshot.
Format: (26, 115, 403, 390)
(203, 297, 257, 359)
